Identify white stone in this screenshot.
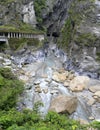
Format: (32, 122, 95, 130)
(69, 76, 90, 92)
(94, 91, 100, 97)
(89, 85, 100, 93)
(49, 95, 78, 114)
(3, 59, 11, 66)
(22, 1, 37, 27)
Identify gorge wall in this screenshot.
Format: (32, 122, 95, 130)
(0, 0, 37, 27)
(39, 0, 100, 78)
(0, 0, 100, 77)
(0, 0, 100, 126)
(41, 0, 100, 78)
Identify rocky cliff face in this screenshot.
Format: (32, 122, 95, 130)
(65, 0, 100, 77)
(0, 0, 100, 123)
(43, 0, 100, 78)
(40, 0, 100, 78)
(0, 0, 37, 27)
(42, 0, 74, 35)
(0, 0, 100, 77)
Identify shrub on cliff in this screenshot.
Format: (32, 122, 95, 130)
(0, 67, 24, 110)
(1, 110, 99, 130)
(34, 0, 46, 24)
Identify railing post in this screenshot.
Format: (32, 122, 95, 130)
(14, 33, 15, 38)
(22, 33, 23, 38)
(19, 33, 21, 38)
(8, 33, 10, 38)
(16, 33, 18, 38)
(11, 33, 13, 38)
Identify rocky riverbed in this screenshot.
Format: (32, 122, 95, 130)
(0, 43, 100, 124)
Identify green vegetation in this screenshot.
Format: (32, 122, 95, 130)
(34, 0, 46, 24)
(0, 109, 100, 130)
(9, 38, 43, 51)
(0, 23, 44, 34)
(0, 37, 43, 53)
(0, 0, 46, 33)
(0, 68, 100, 130)
(96, 52, 100, 61)
(74, 33, 97, 46)
(0, 67, 24, 111)
(0, 0, 15, 5)
(0, 68, 99, 130)
(9, 38, 27, 51)
(0, 67, 99, 130)
(58, 17, 75, 49)
(59, 0, 95, 50)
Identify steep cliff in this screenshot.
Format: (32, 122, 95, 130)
(42, 0, 74, 35)
(0, 0, 100, 77)
(39, 0, 100, 77)
(62, 0, 100, 77)
(0, 0, 37, 29)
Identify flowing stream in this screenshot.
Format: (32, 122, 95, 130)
(10, 1, 100, 121)
(10, 42, 100, 122)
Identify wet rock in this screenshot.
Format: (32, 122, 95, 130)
(80, 56, 100, 72)
(45, 78, 51, 83)
(19, 75, 29, 83)
(64, 81, 69, 87)
(43, 88, 48, 94)
(34, 80, 41, 85)
(67, 73, 75, 80)
(93, 91, 100, 102)
(49, 81, 59, 88)
(93, 96, 100, 103)
(65, 71, 69, 77)
(20, 69, 26, 75)
(0, 56, 4, 61)
(29, 71, 35, 77)
(52, 72, 67, 82)
(89, 116, 95, 120)
(89, 85, 100, 93)
(3, 59, 11, 66)
(49, 95, 78, 114)
(58, 68, 65, 73)
(78, 118, 89, 125)
(35, 85, 42, 93)
(25, 71, 35, 77)
(94, 91, 100, 97)
(25, 84, 33, 90)
(50, 89, 59, 95)
(87, 98, 96, 106)
(71, 98, 92, 121)
(69, 76, 90, 92)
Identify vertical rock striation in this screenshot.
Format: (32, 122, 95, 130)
(0, 0, 37, 27)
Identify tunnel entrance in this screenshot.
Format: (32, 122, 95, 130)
(0, 41, 8, 52)
(0, 41, 6, 44)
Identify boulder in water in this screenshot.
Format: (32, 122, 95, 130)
(52, 71, 67, 82)
(49, 95, 78, 114)
(69, 76, 90, 92)
(89, 85, 100, 93)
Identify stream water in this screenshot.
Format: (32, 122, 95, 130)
(10, 42, 100, 122)
(9, 0, 100, 122)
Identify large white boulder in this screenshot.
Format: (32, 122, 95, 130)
(69, 76, 90, 92)
(49, 95, 78, 114)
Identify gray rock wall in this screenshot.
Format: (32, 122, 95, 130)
(0, 0, 37, 27)
(42, 0, 74, 35)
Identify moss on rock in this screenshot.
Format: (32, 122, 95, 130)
(74, 33, 98, 47)
(9, 38, 42, 51)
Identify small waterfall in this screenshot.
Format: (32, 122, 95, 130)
(71, 97, 92, 121)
